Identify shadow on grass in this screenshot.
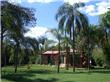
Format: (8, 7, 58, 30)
(2, 73, 58, 82)
(26, 69, 55, 74)
(64, 81, 75, 82)
(2, 75, 58, 82)
(61, 71, 91, 75)
(90, 70, 110, 74)
(2, 68, 110, 82)
(1, 73, 34, 81)
(61, 69, 110, 74)
(1, 69, 58, 82)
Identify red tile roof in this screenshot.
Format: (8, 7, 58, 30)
(42, 51, 59, 55)
(42, 49, 81, 55)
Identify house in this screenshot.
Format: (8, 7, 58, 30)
(41, 49, 88, 67)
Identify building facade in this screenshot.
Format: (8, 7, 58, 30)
(41, 49, 88, 68)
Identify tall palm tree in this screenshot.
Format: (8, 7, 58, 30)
(56, 2, 89, 72)
(1, 1, 36, 73)
(48, 28, 62, 73)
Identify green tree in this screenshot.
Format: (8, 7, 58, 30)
(99, 10, 110, 67)
(1, 1, 36, 73)
(38, 36, 48, 64)
(23, 37, 39, 69)
(77, 25, 98, 70)
(56, 2, 88, 72)
(49, 29, 62, 73)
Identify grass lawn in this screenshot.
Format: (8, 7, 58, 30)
(1, 64, 110, 82)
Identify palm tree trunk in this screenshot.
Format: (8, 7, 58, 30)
(87, 53, 90, 71)
(66, 45, 69, 70)
(14, 41, 19, 73)
(57, 39, 60, 73)
(69, 27, 72, 39)
(65, 29, 69, 70)
(40, 49, 42, 65)
(1, 27, 7, 74)
(1, 32, 3, 72)
(1, 26, 6, 72)
(72, 50, 75, 72)
(72, 20, 75, 72)
(72, 24, 75, 72)
(4, 49, 7, 66)
(87, 28, 90, 72)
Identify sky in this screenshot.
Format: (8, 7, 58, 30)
(7, 0, 110, 40)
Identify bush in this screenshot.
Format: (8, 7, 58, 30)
(92, 48, 105, 67)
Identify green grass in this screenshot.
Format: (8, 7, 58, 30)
(1, 64, 110, 82)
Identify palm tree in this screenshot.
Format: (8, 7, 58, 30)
(56, 2, 89, 72)
(60, 36, 70, 70)
(1, 1, 36, 42)
(48, 28, 62, 73)
(95, 27, 110, 67)
(77, 25, 98, 70)
(100, 9, 110, 28)
(99, 10, 110, 67)
(100, 10, 110, 42)
(22, 37, 39, 68)
(1, 1, 36, 73)
(38, 36, 47, 51)
(38, 36, 48, 64)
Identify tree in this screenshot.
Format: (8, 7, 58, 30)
(94, 27, 110, 67)
(23, 37, 39, 69)
(56, 2, 88, 72)
(100, 9, 110, 28)
(60, 36, 70, 70)
(99, 10, 110, 67)
(38, 36, 47, 52)
(48, 29, 62, 73)
(77, 24, 98, 70)
(1, 1, 36, 73)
